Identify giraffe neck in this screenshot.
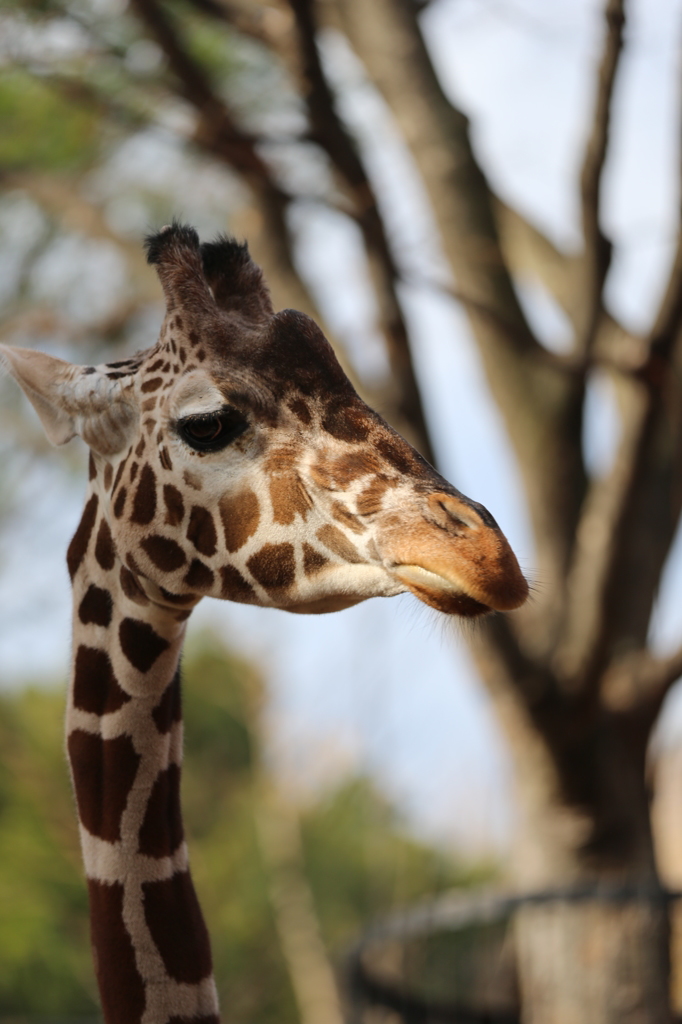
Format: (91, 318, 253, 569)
(66, 484, 220, 1024)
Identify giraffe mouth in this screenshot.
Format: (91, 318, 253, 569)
(392, 564, 492, 618)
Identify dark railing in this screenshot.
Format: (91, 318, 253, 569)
(344, 884, 682, 1024)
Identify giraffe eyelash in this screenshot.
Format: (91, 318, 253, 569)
(175, 405, 249, 453)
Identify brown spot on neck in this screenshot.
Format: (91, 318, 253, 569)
(67, 494, 99, 580)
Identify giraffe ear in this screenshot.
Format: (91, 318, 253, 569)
(201, 236, 273, 321)
(0, 345, 137, 456)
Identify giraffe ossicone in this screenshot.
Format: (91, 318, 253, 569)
(1, 222, 527, 1024)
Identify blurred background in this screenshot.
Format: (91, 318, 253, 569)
(3, 0, 682, 1020)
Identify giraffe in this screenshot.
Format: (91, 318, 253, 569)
(0, 223, 527, 1024)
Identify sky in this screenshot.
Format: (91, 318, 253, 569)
(1, 0, 682, 855)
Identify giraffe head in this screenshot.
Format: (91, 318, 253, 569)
(1, 223, 527, 618)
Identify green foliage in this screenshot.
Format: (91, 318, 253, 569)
(302, 777, 491, 955)
(0, 71, 100, 173)
(0, 636, 484, 1022)
(0, 687, 98, 1016)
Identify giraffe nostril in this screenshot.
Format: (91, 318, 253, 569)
(427, 492, 481, 533)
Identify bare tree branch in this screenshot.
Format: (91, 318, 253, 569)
(178, 0, 436, 459)
(129, 0, 330, 322)
(493, 198, 580, 336)
(602, 645, 682, 717)
(557, 192, 682, 694)
(286, 0, 435, 460)
(576, 0, 625, 355)
(332, 0, 592, 639)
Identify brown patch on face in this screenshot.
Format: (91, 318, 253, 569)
(289, 397, 311, 423)
(356, 478, 394, 516)
(317, 525, 364, 563)
(148, 357, 165, 372)
(142, 872, 213, 983)
(186, 505, 217, 556)
(247, 543, 296, 592)
(322, 401, 372, 442)
(269, 473, 312, 526)
(78, 584, 113, 627)
(119, 617, 170, 672)
(220, 489, 260, 552)
(331, 501, 366, 534)
(138, 763, 184, 858)
(184, 559, 214, 591)
(95, 518, 116, 571)
(220, 565, 257, 603)
(112, 454, 128, 494)
(103, 462, 113, 491)
(87, 880, 146, 1023)
(131, 464, 157, 525)
(68, 731, 139, 842)
(183, 469, 202, 491)
(375, 436, 422, 476)
(335, 450, 383, 482)
(163, 484, 185, 526)
(144, 418, 155, 434)
(140, 535, 187, 572)
(135, 437, 146, 458)
(67, 494, 99, 580)
(88, 452, 96, 481)
(141, 396, 157, 412)
(264, 447, 297, 475)
(141, 376, 163, 393)
(303, 543, 329, 576)
(119, 565, 149, 605)
(152, 669, 182, 733)
(309, 450, 383, 491)
(113, 487, 127, 519)
(73, 645, 130, 716)
(196, 348, 206, 361)
(160, 447, 173, 472)
(366, 537, 381, 561)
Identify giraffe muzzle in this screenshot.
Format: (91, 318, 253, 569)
(383, 492, 529, 617)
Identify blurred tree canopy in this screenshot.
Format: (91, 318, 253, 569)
(0, 636, 478, 1022)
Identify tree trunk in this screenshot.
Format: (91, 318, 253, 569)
(472, 626, 673, 1023)
(515, 900, 671, 1024)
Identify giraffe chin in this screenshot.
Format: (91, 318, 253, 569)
(392, 564, 492, 618)
(284, 594, 366, 615)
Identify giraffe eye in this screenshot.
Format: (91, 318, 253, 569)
(177, 406, 248, 452)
